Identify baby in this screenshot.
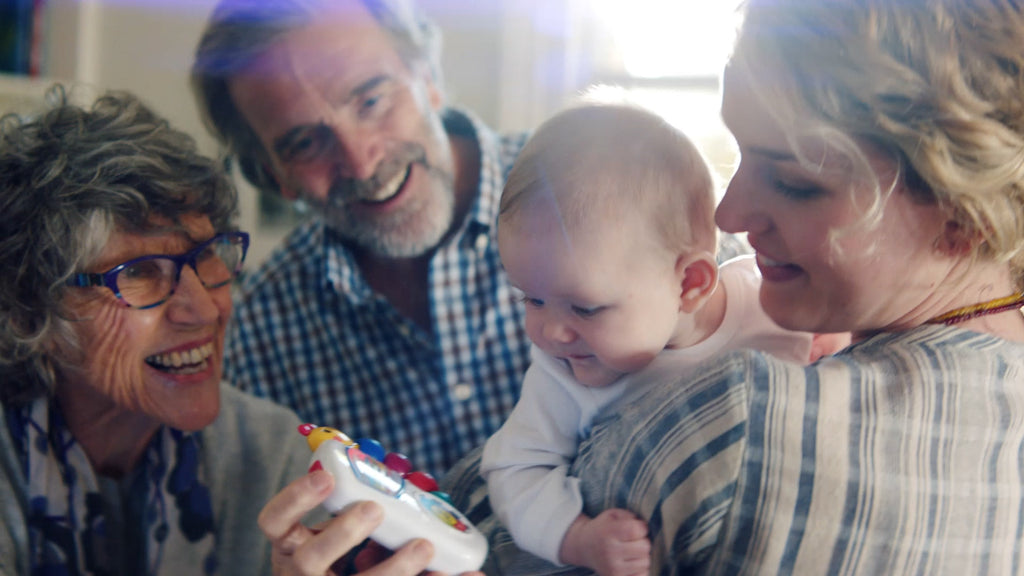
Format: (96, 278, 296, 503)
(481, 102, 847, 576)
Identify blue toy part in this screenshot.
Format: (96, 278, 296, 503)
(354, 437, 386, 462)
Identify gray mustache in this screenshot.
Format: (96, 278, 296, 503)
(328, 143, 428, 205)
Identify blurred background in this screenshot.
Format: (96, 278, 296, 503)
(0, 0, 742, 265)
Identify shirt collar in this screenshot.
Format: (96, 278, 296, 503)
(443, 107, 504, 241)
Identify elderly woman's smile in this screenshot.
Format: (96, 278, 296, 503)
(145, 341, 216, 374)
(59, 214, 230, 433)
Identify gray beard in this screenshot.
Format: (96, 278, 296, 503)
(325, 187, 455, 258)
(298, 139, 458, 258)
(323, 161, 457, 258)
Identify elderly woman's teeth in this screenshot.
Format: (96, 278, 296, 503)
(365, 166, 409, 202)
(147, 342, 215, 369)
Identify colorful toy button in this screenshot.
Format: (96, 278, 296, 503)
(299, 425, 444, 496)
(404, 471, 439, 492)
(384, 452, 413, 475)
(355, 437, 386, 462)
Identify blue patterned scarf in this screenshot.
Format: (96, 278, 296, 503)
(6, 398, 217, 575)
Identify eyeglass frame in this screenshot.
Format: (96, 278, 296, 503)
(66, 231, 250, 310)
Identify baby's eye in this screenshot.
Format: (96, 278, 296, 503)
(571, 305, 603, 318)
(519, 295, 544, 308)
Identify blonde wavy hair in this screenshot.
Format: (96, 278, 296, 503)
(730, 0, 1024, 284)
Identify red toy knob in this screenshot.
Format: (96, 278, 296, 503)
(404, 471, 439, 492)
(384, 452, 413, 475)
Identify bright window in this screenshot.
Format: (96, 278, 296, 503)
(591, 0, 741, 78)
(585, 0, 744, 189)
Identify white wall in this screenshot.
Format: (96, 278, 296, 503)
(41, 0, 536, 152)
(5, 0, 733, 264)
(23, 0, 548, 265)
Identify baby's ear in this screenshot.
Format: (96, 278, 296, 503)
(676, 252, 719, 313)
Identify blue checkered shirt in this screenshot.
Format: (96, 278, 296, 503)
(224, 110, 531, 477)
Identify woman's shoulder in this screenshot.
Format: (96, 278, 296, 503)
(583, 349, 790, 473)
(611, 347, 801, 413)
(833, 324, 1024, 376)
(204, 384, 304, 462)
(199, 386, 310, 575)
(216, 382, 303, 423)
(200, 384, 310, 510)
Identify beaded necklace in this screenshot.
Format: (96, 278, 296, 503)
(925, 291, 1024, 326)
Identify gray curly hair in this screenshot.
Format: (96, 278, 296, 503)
(731, 0, 1024, 283)
(190, 0, 443, 195)
(0, 85, 238, 404)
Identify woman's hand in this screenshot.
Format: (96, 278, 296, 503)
(259, 469, 437, 576)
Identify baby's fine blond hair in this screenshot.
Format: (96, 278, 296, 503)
(500, 99, 717, 257)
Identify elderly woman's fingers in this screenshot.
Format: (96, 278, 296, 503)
(353, 540, 393, 571)
(261, 471, 392, 575)
(259, 470, 470, 576)
(292, 501, 385, 573)
(353, 538, 435, 576)
(355, 540, 487, 576)
(259, 470, 337, 553)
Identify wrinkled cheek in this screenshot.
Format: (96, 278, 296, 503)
(76, 307, 148, 411)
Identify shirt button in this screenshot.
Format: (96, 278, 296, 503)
(474, 233, 489, 253)
(452, 383, 473, 401)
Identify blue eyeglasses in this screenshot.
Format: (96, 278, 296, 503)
(66, 231, 250, 309)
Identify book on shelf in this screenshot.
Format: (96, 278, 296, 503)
(1, 0, 46, 77)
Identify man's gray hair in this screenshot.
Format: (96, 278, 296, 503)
(190, 0, 443, 195)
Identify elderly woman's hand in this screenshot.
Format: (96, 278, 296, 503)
(260, 469, 443, 576)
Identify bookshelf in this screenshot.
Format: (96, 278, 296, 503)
(0, 0, 41, 76)
(0, 0, 86, 115)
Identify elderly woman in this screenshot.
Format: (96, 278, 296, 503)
(0, 87, 443, 576)
(435, 0, 1024, 574)
(0, 85, 300, 574)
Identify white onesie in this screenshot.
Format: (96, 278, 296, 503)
(480, 255, 813, 564)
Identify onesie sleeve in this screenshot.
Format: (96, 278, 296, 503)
(481, 351, 586, 564)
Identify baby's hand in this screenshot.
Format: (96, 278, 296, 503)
(559, 509, 650, 576)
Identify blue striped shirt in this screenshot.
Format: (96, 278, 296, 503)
(223, 110, 531, 477)
(444, 325, 1024, 575)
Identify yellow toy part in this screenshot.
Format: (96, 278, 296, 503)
(297, 423, 357, 452)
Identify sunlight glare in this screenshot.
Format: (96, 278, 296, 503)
(593, 0, 742, 78)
